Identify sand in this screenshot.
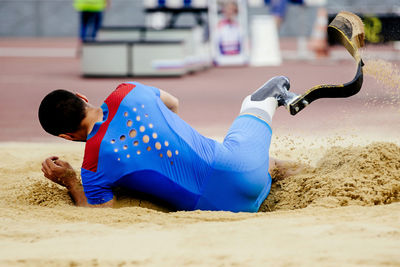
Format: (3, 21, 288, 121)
(264, 142, 400, 211)
(1, 133, 400, 266)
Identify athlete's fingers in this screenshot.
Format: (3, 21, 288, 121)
(41, 164, 55, 181)
(43, 157, 65, 178)
(42, 169, 51, 180)
(49, 156, 59, 161)
(54, 159, 70, 168)
(41, 167, 47, 176)
(41, 160, 52, 176)
(41, 165, 48, 173)
(53, 159, 63, 167)
(45, 157, 60, 170)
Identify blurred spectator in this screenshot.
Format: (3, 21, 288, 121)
(308, 7, 329, 58)
(73, 0, 110, 42)
(269, 0, 303, 28)
(217, 1, 242, 55)
(269, 0, 287, 28)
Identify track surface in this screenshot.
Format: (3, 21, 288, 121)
(0, 38, 399, 142)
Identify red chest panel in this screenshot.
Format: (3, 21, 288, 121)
(82, 83, 135, 172)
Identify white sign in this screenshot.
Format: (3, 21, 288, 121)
(209, 0, 249, 66)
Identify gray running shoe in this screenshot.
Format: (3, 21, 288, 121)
(251, 76, 299, 107)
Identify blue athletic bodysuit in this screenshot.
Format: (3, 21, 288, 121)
(81, 82, 272, 212)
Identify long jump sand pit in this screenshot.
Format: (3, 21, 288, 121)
(1, 133, 400, 266)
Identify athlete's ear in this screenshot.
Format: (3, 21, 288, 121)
(58, 133, 74, 141)
(76, 92, 88, 103)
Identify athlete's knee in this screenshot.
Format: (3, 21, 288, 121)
(240, 95, 277, 125)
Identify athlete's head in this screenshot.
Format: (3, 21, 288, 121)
(39, 89, 88, 138)
(222, 1, 238, 20)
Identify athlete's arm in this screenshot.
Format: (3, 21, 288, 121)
(67, 182, 114, 208)
(159, 89, 179, 113)
(41, 156, 114, 208)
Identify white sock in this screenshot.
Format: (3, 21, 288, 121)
(240, 95, 278, 124)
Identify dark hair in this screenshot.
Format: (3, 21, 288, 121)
(38, 89, 86, 136)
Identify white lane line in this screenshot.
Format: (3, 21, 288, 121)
(0, 47, 76, 58)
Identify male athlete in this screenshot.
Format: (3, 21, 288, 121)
(39, 77, 298, 212)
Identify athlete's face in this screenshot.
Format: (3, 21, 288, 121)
(223, 3, 237, 20)
(58, 93, 91, 142)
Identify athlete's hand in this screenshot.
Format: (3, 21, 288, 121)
(41, 156, 79, 189)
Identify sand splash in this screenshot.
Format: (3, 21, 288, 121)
(363, 58, 400, 90)
(361, 58, 400, 108)
(262, 142, 400, 211)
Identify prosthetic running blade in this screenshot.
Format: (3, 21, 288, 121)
(288, 60, 364, 115)
(288, 11, 365, 116)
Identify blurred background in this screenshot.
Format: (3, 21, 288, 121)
(0, 0, 399, 39)
(0, 0, 399, 142)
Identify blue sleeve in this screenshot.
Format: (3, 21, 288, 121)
(126, 81, 160, 97)
(81, 169, 114, 205)
(148, 85, 161, 97)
